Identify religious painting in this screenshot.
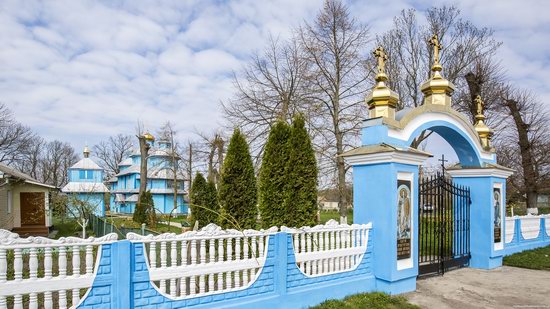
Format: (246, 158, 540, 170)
(493, 187, 502, 243)
(397, 179, 412, 260)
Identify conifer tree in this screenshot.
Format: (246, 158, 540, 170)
(133, 191, 155, 226)
(190, 172, 220, 228)
(219, 128, 258, 229)
(258, 121, 291, 228)
(282, 114, 318, 227)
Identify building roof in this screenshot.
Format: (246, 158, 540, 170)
(118, 158, 133, 166)
(115, 164, 185, 180)
(0, 162, 57, 189)
(61, 182, 109, 193)
(69, 157, 103, 170)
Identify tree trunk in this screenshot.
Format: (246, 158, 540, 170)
(335, 129, 348, 223)
(505, 99, 538, 210)
(138, 137, 149, 203)
(465, 72, 482, 124)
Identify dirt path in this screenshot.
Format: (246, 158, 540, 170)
(405, 266, 550, 309)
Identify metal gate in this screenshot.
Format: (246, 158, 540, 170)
(418, 172, 471, 276)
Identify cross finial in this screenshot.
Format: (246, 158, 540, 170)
(429, 34, 443, 71)
(373, 46, 388, 75)
(475, 95, 484, 116)
(438, 154, 448, 172)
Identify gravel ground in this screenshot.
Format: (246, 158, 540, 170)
(405, 266, 550, 309)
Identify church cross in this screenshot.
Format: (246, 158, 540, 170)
(438, 154, 448, 173)
(373, 46, 388, 75)
(429, 34, 443, 66)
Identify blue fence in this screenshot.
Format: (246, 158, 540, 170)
(78, 231, 376, 309)
(504, 215, 550, 256)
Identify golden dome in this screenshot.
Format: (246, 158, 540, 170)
(143, 132, 155, 142)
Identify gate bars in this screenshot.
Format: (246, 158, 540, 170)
(418, 172, 471, 276)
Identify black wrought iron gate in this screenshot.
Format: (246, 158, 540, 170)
(418, 172, 471, 276)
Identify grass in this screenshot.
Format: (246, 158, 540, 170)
(52, 218, 94, 238)
(310, 292, 419, 309)
(503, 245, 550, 270)
(319, 210, 353, 224)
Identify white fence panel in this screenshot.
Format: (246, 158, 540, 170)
(0, 230, 117, 309)
(505, 218, 515, 243)
(282, 220, 372, 277)
(127, 223, 277, 299)
(519, 216, 541, 240)
(546, 215, 550, 236)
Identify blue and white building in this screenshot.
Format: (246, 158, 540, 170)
(109, 140, 188, 215)
(62, 146, 109, 216)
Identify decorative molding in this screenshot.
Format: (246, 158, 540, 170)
(385, 111, 495, 161)
(446, 168, 514, 179)
(520, 216, 541, 240)
(127, 223, 278, 242)
(505, 218, 515, 243)
(343, 150, 431, 166)
(0, 229, 118, 247)
(281, 219, 372, 234)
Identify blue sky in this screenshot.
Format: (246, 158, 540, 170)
(1, 0, 549, 164)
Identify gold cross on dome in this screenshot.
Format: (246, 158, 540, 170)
(373, 46, 388, 74)
(429, 34, 442, 65)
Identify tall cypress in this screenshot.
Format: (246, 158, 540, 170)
(282, 114, 318, 227)
(258, 121, 291, 228)
(219, 128, 258, 229)
(190, 172, 219, 228)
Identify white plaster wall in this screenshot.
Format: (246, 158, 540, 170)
(505, 218, 515, 243)
(520, 216, 541, 240)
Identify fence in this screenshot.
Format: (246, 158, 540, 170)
(504, 215, 550, 256)
(0, 220, 373, 309)
(88, 214, 159, 239)
(0, 230, 118, 309)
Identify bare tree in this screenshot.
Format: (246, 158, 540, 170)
(299, 0, 371, 222)
(0, 103, 38, 167)
(496, 86, 550, 213)
(157, 122, 186, 215)
(93, 134, 133, 177)
(40, 140, 79, 187)
(223, 35, 311, 165)
(194, 130, 226, 187)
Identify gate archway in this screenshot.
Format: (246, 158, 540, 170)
(343, 39, 513, 294)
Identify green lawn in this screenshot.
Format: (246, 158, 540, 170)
(503, 246, 550, 270)
(310, 292, 419, 309)
(52, 218, 94, 238)
(319, 210, 353, 224)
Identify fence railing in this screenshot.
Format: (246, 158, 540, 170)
(0, 230, 117, 309)
(127, 223, 278, 299)
(88, 214, 159, 238)
(282, 220, 372, 277)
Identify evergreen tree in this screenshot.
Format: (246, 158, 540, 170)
(133, 191, 155, 226)
(282, 115, 318, 227)
(258, 121, 291, 228)
(219, 128, 258, 229)
(190, 172, 221, 228)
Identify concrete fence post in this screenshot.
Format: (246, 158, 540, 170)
(112, 240, 132, 308)
(273, 232, 288, 298)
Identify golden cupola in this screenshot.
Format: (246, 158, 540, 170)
(473, 95, 494, 149)
(366, 46, 399, 119)
(420, 34, 455, 107)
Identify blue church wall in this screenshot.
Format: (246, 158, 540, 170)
(504, 216, 550, 256)
(69, 169, 104, 183)
(78, 232, 376, 309)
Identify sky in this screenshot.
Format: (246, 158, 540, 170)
(1, 0, 549, 164)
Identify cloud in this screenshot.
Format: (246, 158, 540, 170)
(0, 0, 549, 159)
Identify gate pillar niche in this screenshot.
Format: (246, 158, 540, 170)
(343, 146, 431, 294)
(447, 166, 513, 269)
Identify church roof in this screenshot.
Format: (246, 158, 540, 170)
(69, 157, 103, 170)
(118, 158, 133, 166)
(61, 181, 109, 193)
